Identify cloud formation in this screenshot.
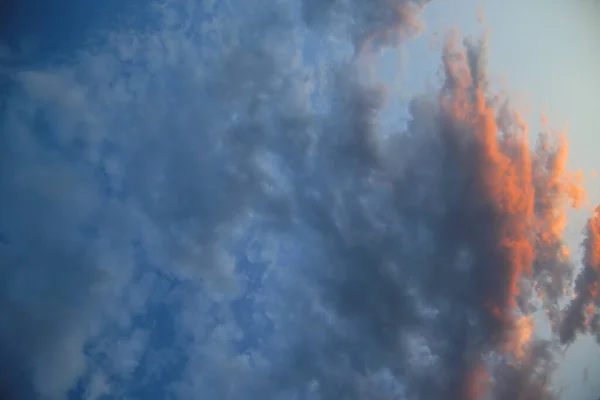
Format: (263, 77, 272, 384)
(560, 207, 600, 345)
(0, 0, 596, 399)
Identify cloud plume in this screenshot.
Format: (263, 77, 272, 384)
(559, 206, 600, 345)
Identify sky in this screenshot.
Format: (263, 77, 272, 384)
(1, 0, 599, 399)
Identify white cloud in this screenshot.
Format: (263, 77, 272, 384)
(85, 373, 111, 400)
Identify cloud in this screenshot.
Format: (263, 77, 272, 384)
(491, 339, 561, 400)
(559, 206, 600, 345)
(0, 100, 108, 398)
(0, 0, 594, 399)
(300, 0, 431, 49)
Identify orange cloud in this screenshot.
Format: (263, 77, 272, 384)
(465, 364, 489, 400)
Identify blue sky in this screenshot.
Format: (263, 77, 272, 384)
(1, 0, 599, 399)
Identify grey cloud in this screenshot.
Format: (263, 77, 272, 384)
(492, 340, 561, 400)
(301, 0, 431, 49)
(559, 207, 600, 345)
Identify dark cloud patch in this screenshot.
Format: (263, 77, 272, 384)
(492, 340, 561, 400)
(559, 207, 600, 345)
(0, 117, 109, 397)
(0, 0, 159, 67)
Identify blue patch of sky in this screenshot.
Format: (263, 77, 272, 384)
(230, 224, 275, 355)
(0, 0, 160, 65)
(68, 238, 187, 399)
